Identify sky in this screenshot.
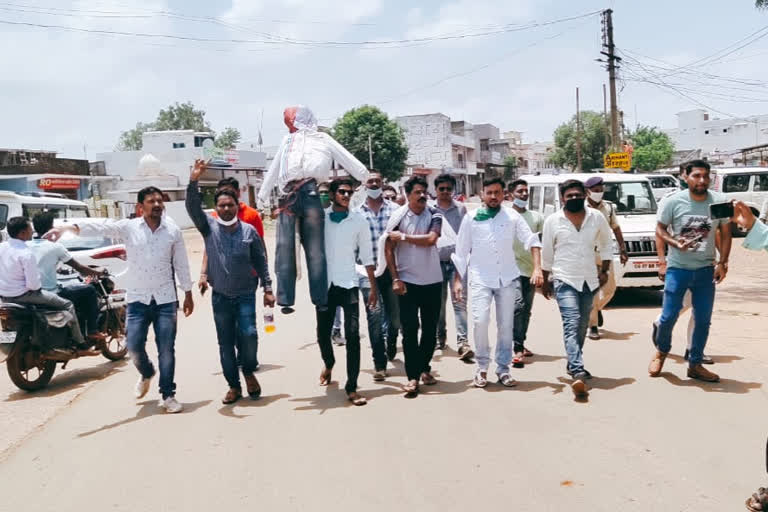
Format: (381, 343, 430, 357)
(1, 0, 767, 159)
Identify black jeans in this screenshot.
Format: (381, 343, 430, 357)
(316, 285, 360, 393)
(513, 276, 536, 353)
(398, 282, 442, 381)
(58, 283, 100, 336)
(376, 270, 400, 351)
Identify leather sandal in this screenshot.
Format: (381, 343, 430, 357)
(319, 367, 332, 386)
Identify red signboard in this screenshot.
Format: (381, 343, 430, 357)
(38, 178, 81, 190)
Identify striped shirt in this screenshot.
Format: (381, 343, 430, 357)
(357, 199, 398, 268)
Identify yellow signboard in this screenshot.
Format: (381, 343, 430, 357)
(604, 152, 632, 171)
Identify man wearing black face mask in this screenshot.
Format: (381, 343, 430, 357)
(541, 180, 613, 397)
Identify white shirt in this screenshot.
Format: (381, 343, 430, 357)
(258, 130, 369, 202)
(452, 207, 541, 289)
(0, 239, 41, 298)
(78, 218, 192, 305)
(325, 209, 374, 290)
(541, 208, 613, 292)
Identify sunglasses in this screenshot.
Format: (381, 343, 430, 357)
(336, 189, 353, 196)
(437, 187, 453, 192)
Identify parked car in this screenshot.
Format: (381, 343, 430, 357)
(647, 174, 680, 202)
(710, 167, 768, 234)
(52, 219, 128, 290)
(0, 191, 90, 241)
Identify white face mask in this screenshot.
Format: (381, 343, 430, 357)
(216, 216, 238, 226)
(513, 198, 528, 209)
(588, 191, 604, 203)
(367, 187, 382, 199)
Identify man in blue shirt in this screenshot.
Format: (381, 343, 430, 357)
(649, 160, 732, 383)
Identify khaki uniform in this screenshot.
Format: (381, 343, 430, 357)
(590, 201, 619, 328)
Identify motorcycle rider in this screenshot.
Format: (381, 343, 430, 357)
(0, 217, 89, 350)
(27, 213, 106, 343)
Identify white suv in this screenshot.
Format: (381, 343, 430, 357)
(710, 167, 768, 225)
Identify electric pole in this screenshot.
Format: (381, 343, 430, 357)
(576, 87, 582, 172)
(601, 9, 621, 152)
(368, 134, 374, 169)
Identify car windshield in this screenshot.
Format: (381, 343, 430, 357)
(58, 233, 112, 251)
(603, 181, 657, 214)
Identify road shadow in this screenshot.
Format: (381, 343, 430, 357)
(290, 382, 404, 413)
(666, 354, 744, 365)
(556, 376, 636, 403)
(77, 399, 213, 438)
(596, 330, 637, 341)
(4, 359, 128, 402)
(659, 373, 762, 394)
(211, 364, 285, 377)
(522, 353, 566, 365)
(298, 341, 318, 351)
(608, 289, 662, 310)
(218, 393, 291, 418)
(480, 379, 566, 395)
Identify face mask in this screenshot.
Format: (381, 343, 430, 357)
(588, 191, 604, 203)
(513, 198, 528, 209)
(367, 187, 382, 199)
(564, 198, 585, 213)
(319, 193, 329, 204)
(216, 216, 238, 226)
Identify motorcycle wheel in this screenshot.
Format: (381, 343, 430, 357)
(6, 342, 56, 391)
(101, 307, 127, 361)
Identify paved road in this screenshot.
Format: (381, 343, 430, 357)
(1, 230, 766, 511)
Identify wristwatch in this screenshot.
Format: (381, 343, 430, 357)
(400, 232, 406, 241)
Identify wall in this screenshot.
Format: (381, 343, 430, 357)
(667, 109, 768, 153)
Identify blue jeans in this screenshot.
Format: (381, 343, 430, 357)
(513, 276, 536, 352)
(377, 270, 400, 349)
(438, 262, 468, 343)
(470, 280, 517, 375)
(58, 282, 100, 336)
(125, 300, 178, 399)
(655, 266, 715, 366)
(359, 276, 387, 371)
(212, 292, 259, 389)
(554, 281, 594, 375)
(275, 180, 328, 308)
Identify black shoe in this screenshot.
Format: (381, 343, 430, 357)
(568, 369, 592, 380)
(597, 311, 604, 327)
(280, 306, 295, 315)
(684, 349, 714, 365)
(588, 327, 600, 340)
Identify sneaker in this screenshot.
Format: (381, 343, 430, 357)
(332, 329, 345, 346)
(687, 364, 719, 383)
(159, 396, 183, 413)
(568, 369, 593, 380)
(684, 349, 715, 365)
(588, 327, 600, 340)
(134, 375, 153, 399)
(458, 344, 475, 362)
(648, 350, 667, 377)
(373, 369, 388, 382)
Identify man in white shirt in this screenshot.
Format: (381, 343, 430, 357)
(316, 178, 377, 406)
(541, 179, 613, 397)
(0, 217, 86, 350)
(46, 186, 194, 413)
(257, 105, 369, 314)
(452, 177, 543, 388)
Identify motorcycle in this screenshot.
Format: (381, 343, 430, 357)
(0, 272, 127, 391)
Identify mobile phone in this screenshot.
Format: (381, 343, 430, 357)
(709, 201, 734, 220)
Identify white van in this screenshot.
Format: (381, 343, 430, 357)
(710, 167, 768, 223)
(520, 173, 661, 289)
(0, 191, 90, 240)
(647, 174, 680, 202)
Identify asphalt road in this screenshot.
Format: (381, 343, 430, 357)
(1, 229, 766, 511)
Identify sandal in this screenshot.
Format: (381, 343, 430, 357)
(420, 372, 437, 386)
(347, 392, 367, 406)
(512, 355, 525, 369)
(523, 348, 534, 357)
(473, 372, 488, 388)
(498, 374, 518, 387)
(746, 487, 768, 511)
(319, 368, 332, 386)
(403, 380, 419, 397)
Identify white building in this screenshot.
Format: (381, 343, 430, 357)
(664, 109, 768, 155)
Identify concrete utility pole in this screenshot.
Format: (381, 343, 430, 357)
(603, 83, 610, 151)
(368, 134, 374, 169)
(601, 9, 621, 152)
(576, 87, 583, 172)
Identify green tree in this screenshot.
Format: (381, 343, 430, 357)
(332, 105, 408, 182)
(503, 155, 518, 181)
(628, 125, 674, 171)
(116, 121, 154, 151)
(214, 127, 241, 149)
(155, 101, 212, 132)
(550, 111, 608, 171)
(757, 0, 767, 8)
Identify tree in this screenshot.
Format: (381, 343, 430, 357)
(628, 125, 674, 171)
(214, 127, 241, 149)
(116, 121, 154, 151)
(332, 105, 408, 182)
(550, 111, 609, 171)
(757, 0, 767, 8)
(155, 101, 212, 132)
(503, 155, 518, 181)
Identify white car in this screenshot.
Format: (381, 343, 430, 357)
(710, 167, 768, 229)
(647, 174, 680, 202)
(53, 219, 128, 291)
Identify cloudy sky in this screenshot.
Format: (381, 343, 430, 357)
(2, 0, 767, 159)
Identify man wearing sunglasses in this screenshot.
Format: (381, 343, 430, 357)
(430, 174, 472, 361)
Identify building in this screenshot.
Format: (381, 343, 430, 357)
(0, 148, 115, 201)
(664, 109, 768, 158)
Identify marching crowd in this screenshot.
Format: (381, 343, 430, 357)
(2, 105, 768, 412)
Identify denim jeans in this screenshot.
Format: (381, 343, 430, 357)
(359, 276, 387, 371)
(513, 276, 536, 353)
(212, 292, 259, 389)
(316, 285, 360, 393)
(275, 180, 328, 308)
(125, 300, 178, 399)
(58, 283, 100, 336)
(553, 281, 594, 375)
(471, 280, 518, 376)
(398, 282, 442, 381)
(376, 270, 400, 349)
(655, 266, 715, 367)
(438, 261, 468, 343)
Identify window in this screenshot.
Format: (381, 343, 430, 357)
(543, 186, 556, 210)
(529, 186, 542, 212)
(479, 139, 489, 151)
(723, 174, 750, 193)
(754, 174, 768, 191)
(704, 130, 710, 135)
(0, 204, 7, 229)
(603, 182, 656, 214)
(172, 142, 186, 149)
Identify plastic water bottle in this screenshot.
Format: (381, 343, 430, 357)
(263, 306, 275, 334)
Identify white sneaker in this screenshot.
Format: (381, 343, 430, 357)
(134, 375, 152, 399)
(159, 396, 183, 414)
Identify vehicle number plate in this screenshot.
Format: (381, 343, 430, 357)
(0, 330, 16, 344)
(633, 261, 659, 270)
